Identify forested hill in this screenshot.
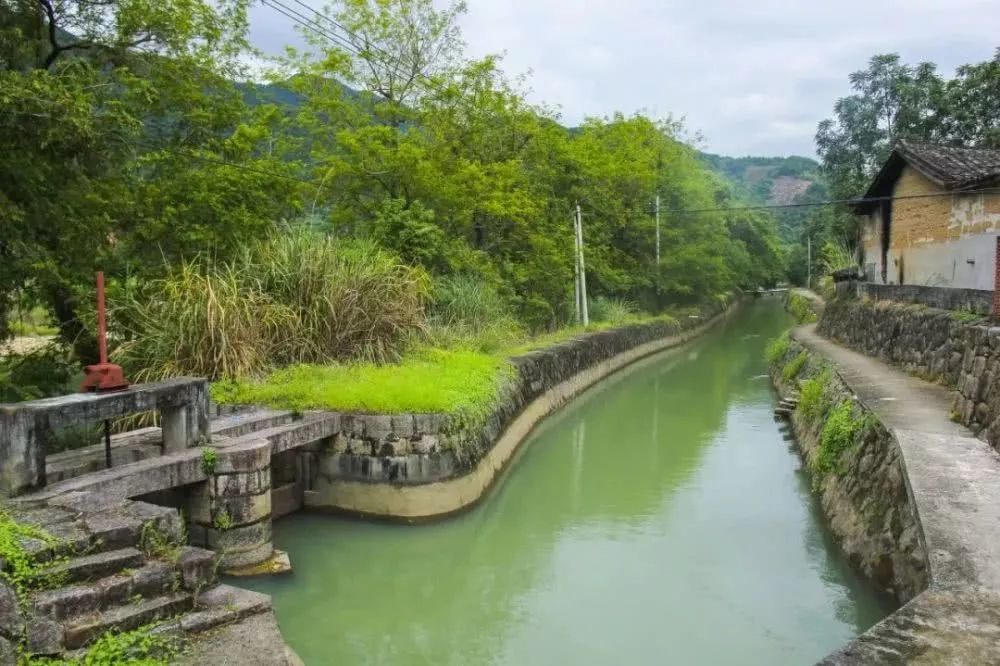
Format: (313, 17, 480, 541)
(698, 153, 828, 243)
(698, 153, 825, 205)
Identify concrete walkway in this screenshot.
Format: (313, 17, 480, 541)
(791, 287, 825, 308)
(794, 324, 1000, 664)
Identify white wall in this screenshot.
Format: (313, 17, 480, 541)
(887, 232, 998, 290)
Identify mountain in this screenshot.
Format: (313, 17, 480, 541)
(699, 153, 829, 243)
(698, 153, 826, 205)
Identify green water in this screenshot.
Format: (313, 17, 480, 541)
(238, 301, 894, 665)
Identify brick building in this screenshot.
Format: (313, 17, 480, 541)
(854, 141, 1000, 289)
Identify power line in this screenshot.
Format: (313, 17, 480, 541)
(270, 0, 452, 99)
(261, 0, 362, 57)
(662, 187, 1000, 215)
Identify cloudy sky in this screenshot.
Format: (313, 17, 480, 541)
(247, 0, 999, 158)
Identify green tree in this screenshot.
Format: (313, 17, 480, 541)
(0, 0, 300, 355)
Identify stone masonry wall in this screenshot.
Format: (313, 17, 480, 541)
(857, 282, 994, 315)
(307, 302, 731, 491)
(771, 340, 928, 602)
(819, 297, 1000, 451)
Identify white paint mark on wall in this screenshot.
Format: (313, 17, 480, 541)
(951, 195, 1000, 233)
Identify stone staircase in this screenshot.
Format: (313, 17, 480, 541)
(1, 495, 273, 661)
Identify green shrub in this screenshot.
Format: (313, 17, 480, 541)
(814, 401, 870, 475)
(0, 345, 79, 402)
(765, 333, 790, 365)
(112, 229, 430, 381)
(782, 351, 809, 381)
(798, 366, 832, 420)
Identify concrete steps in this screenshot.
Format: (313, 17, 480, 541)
(63, 591, 193, 649)
(9, 495, 275, 660)
(35, 547, 143, 588)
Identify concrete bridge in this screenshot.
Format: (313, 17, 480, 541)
(0, 378, 328, 660)
(1, 379, 337, 572)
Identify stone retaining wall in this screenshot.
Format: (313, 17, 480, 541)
(770, 340, 927, 602)
(819, 297, 1000, 450)
(855, 282, 994, 315)
(303, 301, 736, 519)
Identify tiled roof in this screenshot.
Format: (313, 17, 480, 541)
(854, 141, 1000, 213)
(895, 140, 1000, 189)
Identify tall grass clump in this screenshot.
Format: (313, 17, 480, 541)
(426, 274, 523, 353)
(589, 297, 638, 326)
(112, 230, 429, 381)
(247, 231, 429, 363)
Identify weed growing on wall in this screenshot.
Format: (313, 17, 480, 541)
(0, 512, 68, 601)
(782, 351, 809, 382)
(951, 308, 984, 324)
(813, 401, 872, 476)
(787, 293, 818, 324)
(213, 510, 233, 532)
(798, 366, 833, 420)
(200, 447, 218, 476)
(26, 623, 180, 665)
(765, 333, 790, 365)
(138, 521, 183, 562)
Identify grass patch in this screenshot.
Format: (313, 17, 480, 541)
(798, 366, 832, 420)
(951, 308, 984, 324)
(787, 292, 818, 324)
(813, 400, 871, 476)
(0, 511, 68, 600)
(213, 348, 516, 421)
(765, 333, 789, 365)
(782, 351, 809, 381)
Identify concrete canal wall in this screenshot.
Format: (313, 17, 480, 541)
(771, 339, 928, 602)
(301, 300, 740, 520)
(773, 300, 1000, 664)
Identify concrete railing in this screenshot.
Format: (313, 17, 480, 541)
(0, 378, 209, 496)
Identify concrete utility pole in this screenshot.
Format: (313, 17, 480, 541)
(807, 236, 812, 289)
(573, 206, 583, 324)
(655, 194, 661, 266)
(576, 204, 589, 326)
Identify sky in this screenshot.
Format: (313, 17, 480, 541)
(247, 0, 999, 158)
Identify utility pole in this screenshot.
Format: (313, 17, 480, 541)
(573, 207, 581, 324)
(807, 236, 812, 289)
(655, 194, 661, 266)
(576, 204, 589, 326)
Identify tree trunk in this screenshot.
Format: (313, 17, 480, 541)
(49, 285, 98, 365)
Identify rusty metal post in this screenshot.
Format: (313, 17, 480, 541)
(81, 271, 129, 393)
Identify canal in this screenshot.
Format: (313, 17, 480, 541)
(238, 300, 895, 665)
